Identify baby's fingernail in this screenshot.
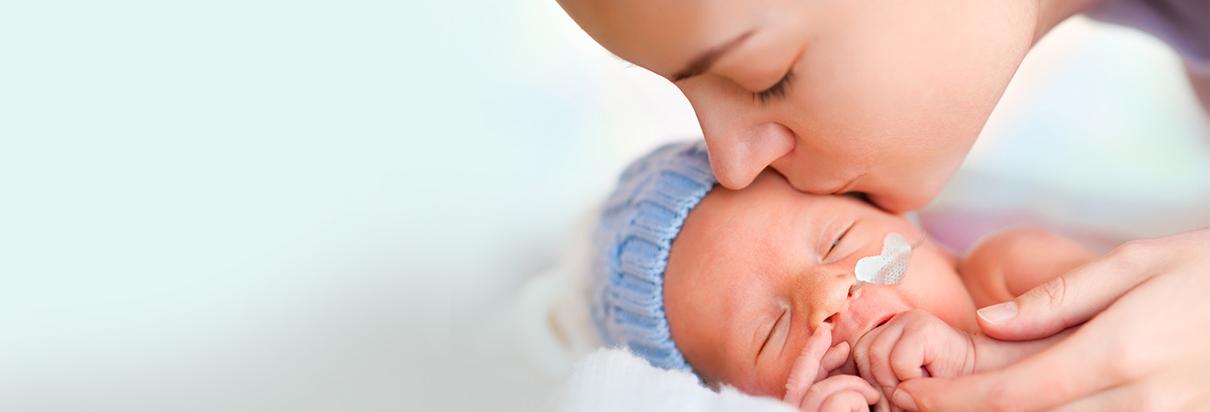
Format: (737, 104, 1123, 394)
(977, 301, 1018, 323)
(891, 389, 917, 410)
(811, 324, 831, 337)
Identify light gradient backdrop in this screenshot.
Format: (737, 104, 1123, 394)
(0, 1, 1206, 411)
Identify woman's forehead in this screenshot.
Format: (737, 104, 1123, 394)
(557, 0, 769, 76)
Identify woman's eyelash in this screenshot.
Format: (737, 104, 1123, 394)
(754, 71, 794, 104)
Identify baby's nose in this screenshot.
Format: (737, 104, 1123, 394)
(808, 272, 858, 328)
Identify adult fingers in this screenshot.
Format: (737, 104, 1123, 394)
(1050, 375, 1200, 412)
(893, 323, 1119, 411)
(976, 242, 1164, 341)
(1047, 386, 1139, 412)
(785, 325, 834, 405)
(799, 375, 879, 412)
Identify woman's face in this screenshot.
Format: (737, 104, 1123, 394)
(663, 172, 977, 397)
(558, 0, 1037, 212)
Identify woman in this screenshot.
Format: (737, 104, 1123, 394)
(557, 0, 1210, 410)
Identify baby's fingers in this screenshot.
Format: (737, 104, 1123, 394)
(798, 375, 880, 412)
(819, 341, 851, 377)
(785, 325, 834, 405)
(819, 390, 876, 412)
(867, 322, 907, 395)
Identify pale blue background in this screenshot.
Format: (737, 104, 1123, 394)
(0, 1, 1207, 411)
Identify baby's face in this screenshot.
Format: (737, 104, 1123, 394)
(663, 172, 976, 397)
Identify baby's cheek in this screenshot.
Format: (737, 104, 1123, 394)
(732, 364, 788, 399)
(900, 255, 976, 331)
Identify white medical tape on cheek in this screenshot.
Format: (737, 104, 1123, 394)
(853, 232, 913, 286)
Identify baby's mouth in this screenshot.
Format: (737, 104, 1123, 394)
(833, 285, 911, 349)
(828, 313, 897, 378)
(819, 285, 914, 389)
(872, 313, 896, 329)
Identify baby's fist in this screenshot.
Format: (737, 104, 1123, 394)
(852, 309, 975, 404)
(785, 325, 880, 412)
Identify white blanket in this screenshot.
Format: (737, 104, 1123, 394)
(553, 348, 794, 412)
(513, 213, 792, 412)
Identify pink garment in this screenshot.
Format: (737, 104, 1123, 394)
(918, 207, 1125, 254)
(1087, 0, 1210, 74)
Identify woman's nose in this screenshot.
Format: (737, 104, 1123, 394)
(702, 122, 796, 190)
(682, 82, 795, 189)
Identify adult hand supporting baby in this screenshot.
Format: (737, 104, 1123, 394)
(891, 229, 1210, 411)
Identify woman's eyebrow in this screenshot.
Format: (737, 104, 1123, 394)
(671, 30, 755, 81)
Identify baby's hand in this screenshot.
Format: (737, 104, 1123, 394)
(852, 309, 975, 407)
(784, 324, 880, 412)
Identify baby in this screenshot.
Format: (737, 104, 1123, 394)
(591, 142, 1094, 411)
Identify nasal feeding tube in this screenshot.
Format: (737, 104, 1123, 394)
(850, 232, 913, 294)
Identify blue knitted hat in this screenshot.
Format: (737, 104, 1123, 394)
(591, 140, 718, 371)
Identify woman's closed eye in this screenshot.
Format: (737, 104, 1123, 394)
(754, 71, 794, 104)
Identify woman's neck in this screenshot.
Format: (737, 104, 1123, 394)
(1034, 0, 1104, 43)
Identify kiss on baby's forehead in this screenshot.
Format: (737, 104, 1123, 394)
(562, 0, 1210, 408)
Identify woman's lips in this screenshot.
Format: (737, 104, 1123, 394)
(833, 173, 865, 195)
